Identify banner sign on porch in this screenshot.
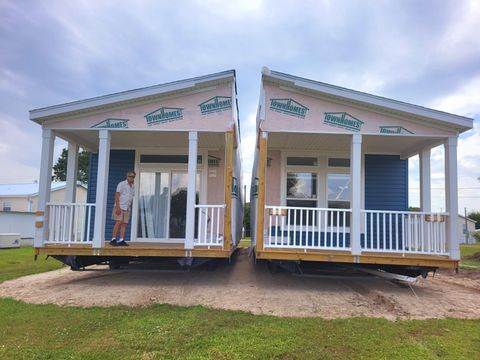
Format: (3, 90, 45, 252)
(270, 98, 309, 118)
(323, 112, 364, 132)
(379, 126, 414, 135)
(145, 107, 184, 126)
(91, 118, 129, 129)
(199, 96, 232, 114)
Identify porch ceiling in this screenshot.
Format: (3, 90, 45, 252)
(268, 132, 443, 157)
(54, 130, 226, 152)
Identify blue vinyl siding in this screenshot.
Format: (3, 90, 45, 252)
(363, 155, 408, 249)
(87, 150, 136, 241)
(364, 155, 408, 211)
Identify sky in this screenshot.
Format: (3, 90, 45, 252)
(1, 0, 479, 212)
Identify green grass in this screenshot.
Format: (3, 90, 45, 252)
(460, 243, 480, 270)
(238, 237, 251, 248)
(0, 247, 64, 283)
(0, 298, 479, 360)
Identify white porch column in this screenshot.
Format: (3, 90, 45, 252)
(65, 142, 79, 203)
(92, 130, 110, 248)
(34, 129, 55, 247)
(185, 131, 198, 250)
(350, 134, 362, 255)
(445, 136, 460, 260)
(419, 149, 431, 212)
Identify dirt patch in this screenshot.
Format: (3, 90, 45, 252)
(1, 249, 479, 320)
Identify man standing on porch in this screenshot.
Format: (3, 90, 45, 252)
(110, 170, 136, 246)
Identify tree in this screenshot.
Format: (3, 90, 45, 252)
(52, 148, 90, 184)
(467, 211, 480, 230)
(244, 202, 251, 237)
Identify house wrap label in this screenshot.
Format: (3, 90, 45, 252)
(269, 98, 309, 118)
(144, 107, 184, 125)
(199, 96, 232, 114)
(324, 112, 364, 132)
(91, 118, 129, 128)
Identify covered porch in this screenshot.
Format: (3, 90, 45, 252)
(34, 128, 238, 258)
(254, 131, 460, 268)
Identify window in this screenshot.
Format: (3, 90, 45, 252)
(327, 174, 350, 226)
(286, 172, 317, 225)
(140, 155, 202, 164)
(328, 158, 350, 167)
(287, 157, 317, 166)
(3, 202, 12, 212)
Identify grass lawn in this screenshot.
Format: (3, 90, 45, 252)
(238, 237, 251, 248)
(0, 247, 64, 283)
(0, 298, 479, 360)
(460, 243, 480, 270)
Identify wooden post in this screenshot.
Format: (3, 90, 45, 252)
(255, 131, 268, 255)
(224, 130, 234, 253)
(350, 134, 362, 255)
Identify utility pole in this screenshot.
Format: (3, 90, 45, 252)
(465, 207, 469, 245)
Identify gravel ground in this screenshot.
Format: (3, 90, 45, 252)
(1, 249, 479, 320)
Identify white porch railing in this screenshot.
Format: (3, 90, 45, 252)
(195, 204, 225, 247)
(361, 210, 448, 255)
(264, 206, 352, 250)
(46, 203, 95, 244)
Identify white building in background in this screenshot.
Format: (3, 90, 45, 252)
(0, 181, 87, 241)
(458, 215, 477, 244)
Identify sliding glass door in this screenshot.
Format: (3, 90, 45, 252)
(137, 169, 199, 242)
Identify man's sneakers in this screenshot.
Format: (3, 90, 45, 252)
(109, 239, 129, 246)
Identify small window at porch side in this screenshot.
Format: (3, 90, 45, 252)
(287, 157, 317, 166)
(328, 158, 350, 167)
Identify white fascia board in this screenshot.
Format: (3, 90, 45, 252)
(267, 70, 474, 132)
(30, 70, 235, 122)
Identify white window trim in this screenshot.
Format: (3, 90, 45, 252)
(130, 148, 208, 242)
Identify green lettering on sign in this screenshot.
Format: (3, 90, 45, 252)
(198, 96, 232, 115)
(269, 98, 309, 118)
(323, 112, 364, 132)
(379, 126, 414, 135)
(144, 107, 184, 125)
(91, 118, 129, 129)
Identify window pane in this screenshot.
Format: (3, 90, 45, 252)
(328, 158, 350, 167)
(327, 174, 350, 201)
(287, 173, 317, 199)
(140, 155, 202, 164)
(287, 157, 317, 166)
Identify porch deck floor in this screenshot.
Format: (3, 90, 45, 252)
(37, 242, 228, 258)
(257, 247, 457, 268)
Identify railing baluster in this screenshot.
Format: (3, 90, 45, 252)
(210, 208, 214, 245)
(275, 210, 279, 246)
(343, 210, 346, 249)
(216, 207, 220, 244)
(281, 211, 285, 246)
(329, 210, 333, 249)
(382, 212, 386, 250)
(293, 210, 297, 247)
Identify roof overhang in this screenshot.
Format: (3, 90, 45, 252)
(262, 68, 474, 134)
(30, 70, 236, 124)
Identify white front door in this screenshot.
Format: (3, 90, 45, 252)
(136, 167, 200, 243)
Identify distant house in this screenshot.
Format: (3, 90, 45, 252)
(458, 215, 477, 244)
(0, 181, 87, 212)
(0, 182, 87, 241)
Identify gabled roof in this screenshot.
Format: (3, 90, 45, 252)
(29, 70, 236, 123)
(262, 68, 474, 133)
(0, 182, 87, 197)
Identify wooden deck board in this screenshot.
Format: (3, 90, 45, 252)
(256, 248, 457, 268)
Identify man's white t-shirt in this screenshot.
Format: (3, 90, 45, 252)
(116, 180, 135, 210)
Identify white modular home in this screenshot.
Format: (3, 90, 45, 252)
(30, 70, 243, 268)
(251, 68, 473, 275)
